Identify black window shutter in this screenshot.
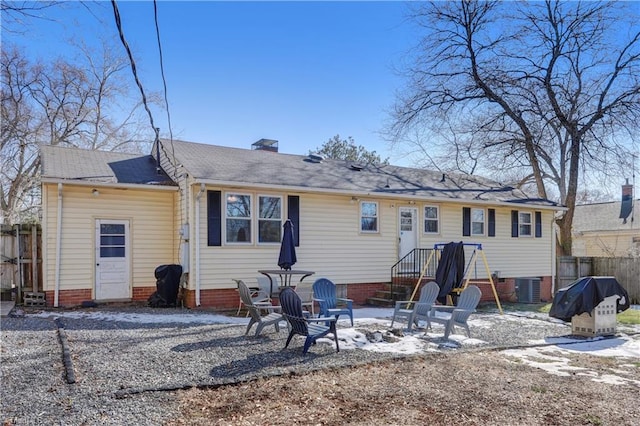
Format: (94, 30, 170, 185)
(462, 207, 471, 236)
(535, 211, 542, 238)
(207, 191, 222, 246)
(288, 195, 300, 246)
(488, 209, 496, 237)
(511, 210, 519, 237)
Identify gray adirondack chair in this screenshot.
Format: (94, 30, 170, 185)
(235, 277, 272, 316)
(391, 281, 439, 330)
(428, 285, 482, 339)
(279, 287, 339, 355)
(236, 279, 285, 336)
(294, 280, 315, 317)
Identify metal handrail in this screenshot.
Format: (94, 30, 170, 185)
(390, 248, 435, 301)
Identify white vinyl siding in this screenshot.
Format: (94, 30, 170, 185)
(195, 192, 396, 288)
(419, 206, 554, 279)
(42, 184, 177, 294)
(194, 188, 556, 290)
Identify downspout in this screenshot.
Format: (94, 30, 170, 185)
(194, 183, 206, 306)
(551, 216, 557, 296)
(54, 183, 63, 307)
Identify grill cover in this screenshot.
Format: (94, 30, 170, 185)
(549, 276, 630, 322)
(152, 264, 183, 307)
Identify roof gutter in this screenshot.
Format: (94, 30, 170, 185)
(191, 178, 566, 212)
(41, 178, 178, 192)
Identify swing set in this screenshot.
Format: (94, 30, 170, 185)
(407, 242, 503, 314)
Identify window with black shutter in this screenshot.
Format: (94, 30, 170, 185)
(288, 195, 300, 246)
(488, 209, 496, 237)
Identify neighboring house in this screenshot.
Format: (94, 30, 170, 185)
(40, 139, 564, 309)
(572, 200, 640, 257)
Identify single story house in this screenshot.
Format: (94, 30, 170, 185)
(40, 139, 564, 309)
(572, 200, 640, 257)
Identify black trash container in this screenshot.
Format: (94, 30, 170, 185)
(150, 264, 183, 307)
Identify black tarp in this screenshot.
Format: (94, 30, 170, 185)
(549, 276, 630, 322)
(148, 264, 183, 307)
(435, 242, 466, 304)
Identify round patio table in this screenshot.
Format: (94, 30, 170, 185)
(257, 269, 315, 298)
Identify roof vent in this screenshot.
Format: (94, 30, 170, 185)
(252, 139, 278, 152)
(350, 163, 364, 171)
(306, 153, 324, 163)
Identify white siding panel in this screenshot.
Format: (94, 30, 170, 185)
(42, 184, 177, 294)
(194, 189, 556, 290)
(422, 205, 554, 278)
(196, 192, 399, 289)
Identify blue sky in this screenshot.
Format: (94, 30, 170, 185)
(6, 1, 416, 162)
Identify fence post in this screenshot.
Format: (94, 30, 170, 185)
(31, 225, 38, 293)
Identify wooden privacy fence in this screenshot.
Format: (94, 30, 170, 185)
(1, 224, 43, 304)
(592, 257, 640, 304)
(557, 255, 640, 304)
(556, 256, 593, 291)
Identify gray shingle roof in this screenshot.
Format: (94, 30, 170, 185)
(573, 200, 640, 232)
(162, 139, 559, 207)
(40, 145, 175, 186)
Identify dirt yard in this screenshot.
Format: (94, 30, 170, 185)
(171, 350, 640, 425)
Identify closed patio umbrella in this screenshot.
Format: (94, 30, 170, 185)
(278, 219, 297, 271)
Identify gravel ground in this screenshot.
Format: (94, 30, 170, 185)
(1, 305, 637, 425)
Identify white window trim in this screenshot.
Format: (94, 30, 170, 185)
(257, 194, 283, 245)
(360, 200, 379, 233)
(518, 211, 533, 237)
(423, 205, 440, 234)
(471, 207, 485, 236)
(224, 192, 252, 244)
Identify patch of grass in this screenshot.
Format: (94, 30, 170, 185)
(618, 308, 640, 325)
(530, 385, 547, 394)
(538, 303, 551, 313)
(583, 414, 603, 425)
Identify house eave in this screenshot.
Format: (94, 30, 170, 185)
(41, 178, 179, 191)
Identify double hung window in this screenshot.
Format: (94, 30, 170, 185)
(360, 201, 379, 233)
(226, 193, 252, 243)
(258, 196, 282, 243)
(424, 205, 439, 234)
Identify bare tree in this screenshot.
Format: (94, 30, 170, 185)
(390, 0, 640, 254)
(1, 45, 157, 224)
(1, 1, 61, 33)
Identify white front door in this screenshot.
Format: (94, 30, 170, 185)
(398, 207, 418, 260)
(95, 219, 130, 300)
